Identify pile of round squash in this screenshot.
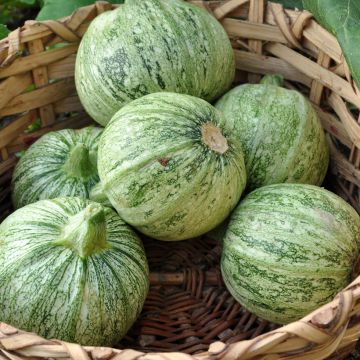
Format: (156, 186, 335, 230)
(1, 0, 359, 347)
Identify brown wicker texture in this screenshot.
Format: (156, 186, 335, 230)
(0, 0, 360, 359)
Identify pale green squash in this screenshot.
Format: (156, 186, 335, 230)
(215, 75, 329, 190)
(98, 92, 246, 241)
(0, 197, 149, 346)
(12, 127, 102, 208)
(221, 183, 360, 324)
(75, 0, 235, 126)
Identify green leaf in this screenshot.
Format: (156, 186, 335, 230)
(272, 0, 303, 9)
(36, 0, 124, 21)
(25, 119, 41, 133)
(303, 0, 360, 89)
(15, 150, 26, 158)
(24, 84, 36, 92)
(18, 0, 37, 4)
(0, 24, 9, 40)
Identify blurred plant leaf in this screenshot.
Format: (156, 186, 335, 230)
(25, 118, 41, 133)
(303, 0, 360, 89)
(19, 0, 38, 4)
(36, 0, 124, 21)
(0, 0, 41, 30)
(0, 0, 36, 4)
(15, 150, 26, 158)
(0, 24, 9, 40)
(272, 0, 303, 9)
(24, 84, 36, 92)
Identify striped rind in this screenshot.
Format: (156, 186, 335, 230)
(75, 0, 235, 126)
(215, 83, 329, 190)
(0, 197, 149, 346)
(221, 184, 360, 324)
(11, 127, 103, 209)
(98, 92, 246, 241)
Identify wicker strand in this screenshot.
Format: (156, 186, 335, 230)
(247, 0, 264, 83)
(291, 10, 313, 39)
(28, 37, 56, 126)
(213, 0, 249, 20)
(1, 28, 21, 67)
(269, 2, 302, 49)
(309, 51, 331, 105)
(26, 20, 81, 43)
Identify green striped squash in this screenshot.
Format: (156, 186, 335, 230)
(221, 184, 360, 324)
(75, 0, 235, 126)
(98, 92, 246, 241)
(0, 197, 149, 346)
(215, 75, 329, 190)
(12, 127, 102, 209)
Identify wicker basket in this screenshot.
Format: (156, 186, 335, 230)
(1, 0, 360, 359)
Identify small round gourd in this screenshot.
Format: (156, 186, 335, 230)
(0, 197, 149, 346)
(98, 92, 246, 241)
(215, 75, 329, 190)
(221, 183, 360, 324)
(75, 0, 235, 126)
(12, 127, 102, 208)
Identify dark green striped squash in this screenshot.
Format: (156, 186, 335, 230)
(215, 75, 329, 190)
(75, 0, 235, 126)
(98, 92, 246, 241)
(0, 197, 149, 346)
(12, 127, 102, 209)
(221, 184, 360, 324)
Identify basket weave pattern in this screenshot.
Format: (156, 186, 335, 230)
(0, 1, 360, 359)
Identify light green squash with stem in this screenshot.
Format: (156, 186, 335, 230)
(98, 92, 247, 241)
(0, 197, 149, 346)
(12, 127, 103, 208)
(216, 75, 329, 190)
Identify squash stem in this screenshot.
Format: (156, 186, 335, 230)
(55, 203, 108, 258)
(201, 122, 229, 154)
(260, 74, 284, 87)
(63, 143, 96, 179)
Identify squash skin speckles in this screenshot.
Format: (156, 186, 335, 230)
(0, 197, 149, 346)
(221, 183, 360, 324)
(98, 92, 247, 241)
(11, 127, 103, 209)
(75, 0, 235, 126)
(215, 77, 329, 190)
